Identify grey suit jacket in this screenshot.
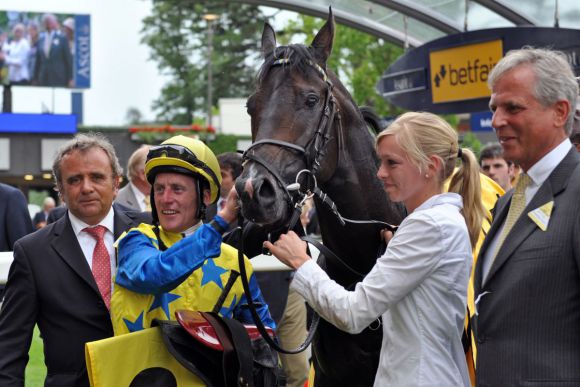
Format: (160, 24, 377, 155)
(115, 184, 141, 212)
(473, 148, 580, 386)
(0, 204, 149, 387)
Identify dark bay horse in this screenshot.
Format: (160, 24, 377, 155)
(235, 12, 405, 386)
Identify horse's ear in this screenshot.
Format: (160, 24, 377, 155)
(310, 7, 335, 66)
(261, 22, 276, 58)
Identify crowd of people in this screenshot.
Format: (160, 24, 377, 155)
(0, 46, 579, 386)
(0, 13, 74, 87)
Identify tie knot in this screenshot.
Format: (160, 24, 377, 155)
(84, 225, 107, 240)
(514, 173, 531, 195)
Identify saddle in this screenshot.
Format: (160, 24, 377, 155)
(156, 310, 280, 387)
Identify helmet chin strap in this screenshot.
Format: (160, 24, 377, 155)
(196, 179, 207, 221)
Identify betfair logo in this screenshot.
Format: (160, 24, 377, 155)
(433, 59, 496, 88)
(430, 40, 503, 103)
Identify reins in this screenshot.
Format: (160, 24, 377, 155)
(236, 56, 399, 354)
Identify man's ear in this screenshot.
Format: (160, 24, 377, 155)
(203, 189, 212, 206)
(553, 99, 571, 129)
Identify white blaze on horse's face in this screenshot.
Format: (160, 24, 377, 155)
(376, 135, 429, 213)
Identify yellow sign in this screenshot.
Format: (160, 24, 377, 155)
(430, 40, 503, 103)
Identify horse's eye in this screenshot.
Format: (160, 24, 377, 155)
(306, 94, 319, 107)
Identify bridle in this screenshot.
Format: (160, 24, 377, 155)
(235, 56, 398, 355)
(242, 58, 341, 212)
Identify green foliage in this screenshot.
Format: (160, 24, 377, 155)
(460, 131, 483, 158)
(279, 15, 405, 117)
(25, 326, 46, 386)
(141, 1, 265, 124)
(207, 134, 249, 155)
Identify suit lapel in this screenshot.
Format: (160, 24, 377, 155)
(51, 215, 100, 295)
(482, 149, 580, 285)
(50, 205, 143, 297)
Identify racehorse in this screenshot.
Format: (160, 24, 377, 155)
(235, 11, 405, 386)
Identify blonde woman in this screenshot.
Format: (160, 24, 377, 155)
(265, 112, 484, 386)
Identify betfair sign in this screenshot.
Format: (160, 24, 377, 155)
(429, 40, 503, 104)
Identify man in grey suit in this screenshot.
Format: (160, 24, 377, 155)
(0, 134, 149, 386)
(34, 13, 73, 87)
(473, 48, 580, 386)
(115, 145, 151, 212)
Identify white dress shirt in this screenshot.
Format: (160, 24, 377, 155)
(4, 38, 30, 82)
(130, 182, 148, 212)
(481, 139, 573, 282)
(68, 207, 116, 286)
(292, 193, 472, 386)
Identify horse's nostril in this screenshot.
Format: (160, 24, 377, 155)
(256, 178, 275, 199)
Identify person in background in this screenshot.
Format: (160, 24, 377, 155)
(0, 182, 33, 253)
(205, 151, 242, 226)
(111, 135, 274, 337)
(34, 13, 72, 87)
(479, 142, 515, 192)
(474, 47, 580, 385)
(0, 182, 33, 300)
(61, 17, 74, 57)
(32, 196, 56, 229)
(0, 23, 30, 85)
(26, 22, 40, 83)
(265, 111, 484, 386)
(0, 133, 148, 386)
(115, 145, 151, 212)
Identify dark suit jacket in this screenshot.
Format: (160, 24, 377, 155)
(34, 30, 72, 87)
(0, 183, 33, 252)
(473, 149, 580, 386)
(0, 204, 149, 387)
(115, 184, 141, 212)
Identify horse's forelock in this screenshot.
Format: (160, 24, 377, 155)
(257, 44, 318, 86)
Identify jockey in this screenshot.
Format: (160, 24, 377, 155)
(110, 135, 275, 335)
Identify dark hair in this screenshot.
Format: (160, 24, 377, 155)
(217, 152, 243, 180)
(479, 143, 513, 166)
(52, 133, 122, 193)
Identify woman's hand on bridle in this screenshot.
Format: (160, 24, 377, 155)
(263, 231, 310, 270)
(381, 229, 394, 243)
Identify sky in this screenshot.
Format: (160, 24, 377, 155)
(2, 1, 287, 127)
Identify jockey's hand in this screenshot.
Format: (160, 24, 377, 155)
(217, 187, 240, 224)
(263, 231, 310, 270)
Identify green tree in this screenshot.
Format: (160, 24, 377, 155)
(279, 15, 405, 117)
(141, 1, 265, 124)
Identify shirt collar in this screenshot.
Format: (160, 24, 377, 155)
(414, 192, 463, 213)
(181, 221, 203, 237)
(526, 138, 572, 187)
(69, 206, 115, 237)
(130, 182, 146, 203)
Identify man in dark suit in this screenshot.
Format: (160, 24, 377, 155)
(34, 13, 73, 87)
(473, 48, 580, 386)
(32, 196, 56, 229)
(115, 145, 151, 212)
(0, 183, 33, 253)
(0, 133, 149, 387)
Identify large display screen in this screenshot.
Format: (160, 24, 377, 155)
(0, 10, 91, 89)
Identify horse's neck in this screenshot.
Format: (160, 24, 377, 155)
(313, 127, 398, 280)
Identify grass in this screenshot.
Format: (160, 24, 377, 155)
(25, 325, 46, 387)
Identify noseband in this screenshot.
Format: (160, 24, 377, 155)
(242, 58, 341, 210)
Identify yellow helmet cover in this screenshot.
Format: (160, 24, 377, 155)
(145, 135, 222, 203)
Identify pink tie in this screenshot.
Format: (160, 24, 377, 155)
(84, 226, 111, 309)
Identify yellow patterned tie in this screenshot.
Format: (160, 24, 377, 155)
(493, 173, 532, 258)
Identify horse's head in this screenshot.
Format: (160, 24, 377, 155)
(236, 11, 341, 230)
